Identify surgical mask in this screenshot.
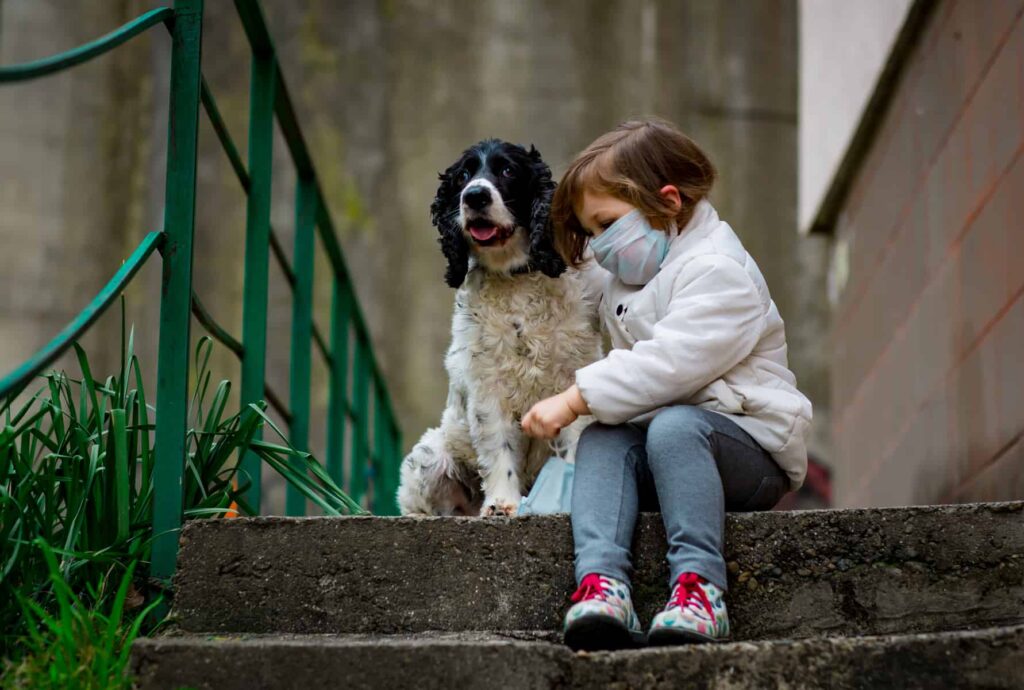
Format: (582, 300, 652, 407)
(589, 209, 670, 285)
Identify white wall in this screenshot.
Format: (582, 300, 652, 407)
(799, 0, 912, 233)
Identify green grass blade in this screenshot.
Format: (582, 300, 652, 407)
(110, 409, 130, 543)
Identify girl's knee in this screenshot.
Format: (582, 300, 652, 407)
(577, 422, 631, 454)
(576, 423, 643, 470)
(647, 406, 710, 440)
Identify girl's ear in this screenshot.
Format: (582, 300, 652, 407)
(431, 168, 469, 288)
(527, 146, 566, 279)
(659, 184, 683, 213)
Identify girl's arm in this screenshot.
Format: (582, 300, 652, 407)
(520, 384, 589, 439)
(575, 254, 765, 425)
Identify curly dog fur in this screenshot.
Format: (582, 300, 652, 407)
(397, 140, 601, 516)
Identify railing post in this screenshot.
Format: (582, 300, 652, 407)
(152, 0, 203, 583)
(326, 280, 352, 490)
(372, 386, 399, 515)
(350, 333, 370, 505)
(286, 178, 316, 516)
(239, 50, 276, 512)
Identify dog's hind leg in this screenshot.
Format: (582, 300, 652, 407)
(397, 427, 481, 516)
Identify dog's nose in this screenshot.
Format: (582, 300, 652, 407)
(463, 186, 492, 210)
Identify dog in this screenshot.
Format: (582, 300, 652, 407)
(397, 140, 603, 517)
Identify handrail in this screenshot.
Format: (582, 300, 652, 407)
(200, 77, 250, 191)
(269, 227, 297, 287)
(0, 231, 164, 397)
(312, 322, 333, 367)
(190, 292, 244, 358)
(1, 0, 405, 585)
(0, 8, 173, 83)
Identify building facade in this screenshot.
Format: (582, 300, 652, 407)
(803, 0, 1024, 506)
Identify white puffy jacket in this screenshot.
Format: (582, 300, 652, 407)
(575, 200, 812, 489)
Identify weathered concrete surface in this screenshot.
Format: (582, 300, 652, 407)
(170, 502, 1024, 640)
(131, 625, 1024, 690)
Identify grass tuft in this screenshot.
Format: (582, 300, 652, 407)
(1, 316, 362, 681)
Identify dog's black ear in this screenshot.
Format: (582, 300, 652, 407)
(526, 145, 566, 279)
(431, 167, 469, 288)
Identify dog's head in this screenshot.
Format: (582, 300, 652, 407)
(430, 139, 564, 288)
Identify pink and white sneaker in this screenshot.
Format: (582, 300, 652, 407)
(563, 573, 644, 651)
(647, 572, 730, 645)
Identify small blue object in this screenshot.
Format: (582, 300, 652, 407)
(518, 457, 574, 515)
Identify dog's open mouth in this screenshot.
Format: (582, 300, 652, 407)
(466, 218, 514, 246)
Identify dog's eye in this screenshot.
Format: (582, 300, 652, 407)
(501, 165, 515, 179)
(457, 170, 470, 184)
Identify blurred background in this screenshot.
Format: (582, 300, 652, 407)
(0, 0, 1020, 511)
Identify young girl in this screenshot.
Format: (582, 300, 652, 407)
(520, 119, 812, 651)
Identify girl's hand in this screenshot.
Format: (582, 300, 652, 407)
(521, 385, 590, 439)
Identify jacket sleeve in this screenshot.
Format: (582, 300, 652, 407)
(575, 254, 765, 424)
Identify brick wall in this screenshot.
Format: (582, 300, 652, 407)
(832, 0, 1024, 507)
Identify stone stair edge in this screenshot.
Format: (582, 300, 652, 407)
(130, 625, 1024, 690)
(178, 500, 1024, 530)
(135, 622, 1024, 647)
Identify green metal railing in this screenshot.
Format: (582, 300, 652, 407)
(0, 0, 403, 583)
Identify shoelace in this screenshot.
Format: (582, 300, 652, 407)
(670, 572, 714, 619)
(571, 573, 609, 603)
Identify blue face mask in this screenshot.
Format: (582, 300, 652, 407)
(589, 209, 670, 285)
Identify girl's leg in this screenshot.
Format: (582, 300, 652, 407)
(571, 421, 650, 586)
(644, 405, 788, 590)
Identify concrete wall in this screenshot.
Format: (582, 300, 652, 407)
(798, 0, 912, 233)
(0, 0, 830, 511)
(830, 0, 1024, 506)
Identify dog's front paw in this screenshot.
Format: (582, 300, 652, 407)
(481, 498, 520, 517)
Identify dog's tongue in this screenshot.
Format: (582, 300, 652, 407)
(470, 225, 499, 241)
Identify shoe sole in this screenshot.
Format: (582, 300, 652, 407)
(646, 626, 726, 646)
(564, 614, 645, 652)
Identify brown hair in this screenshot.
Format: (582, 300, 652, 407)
(552, 118, 716, 267)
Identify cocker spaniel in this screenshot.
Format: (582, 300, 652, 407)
(397, 140, 602, 517)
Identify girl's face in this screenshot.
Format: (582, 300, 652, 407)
(574, 185, 683, 237)
(574, 190, 635, 238)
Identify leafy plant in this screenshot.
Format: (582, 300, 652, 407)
(0, 318, 362, 664)
(1, 541, 159, 690)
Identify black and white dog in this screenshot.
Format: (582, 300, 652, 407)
(397, 140, 602, 517)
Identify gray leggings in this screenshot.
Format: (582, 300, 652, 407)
(571, 405, 788, 591)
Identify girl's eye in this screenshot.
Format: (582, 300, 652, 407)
(501, 165, 515, 178)
(599, 220, 613, 231)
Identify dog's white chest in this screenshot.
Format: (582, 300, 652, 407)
(450, 271, 599, 417)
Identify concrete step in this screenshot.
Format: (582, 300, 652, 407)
(169, 501, 1024, 640)
(132, 625, 1024, 690)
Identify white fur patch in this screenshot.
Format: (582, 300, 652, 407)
(398, 268, 602, 516)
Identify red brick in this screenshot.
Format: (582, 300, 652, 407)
(908, 258, 960, 402)
(958, 168, 1013, 346)
(1003, 153, 1024, 295)
(950, 435, 1024, 502)
(965, 15, 1024, 197)
(952, 328, 1004, 479)
(994, 293, 1024, 447)
(879, 204, 930, 336)
(924, 117, 973, 274)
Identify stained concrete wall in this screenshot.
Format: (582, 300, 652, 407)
(0, 0, 829, 511)
(829, 0, 1024, 506)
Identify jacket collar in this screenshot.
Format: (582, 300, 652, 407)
(660, 199, 718, 268)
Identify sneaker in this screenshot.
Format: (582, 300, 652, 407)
(647, 572, 730, 645)
(563, 573, 644, 651)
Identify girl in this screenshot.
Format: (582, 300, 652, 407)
(520, 119, 812, 651)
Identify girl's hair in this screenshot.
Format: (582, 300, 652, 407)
(552, 118, 716, 267)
